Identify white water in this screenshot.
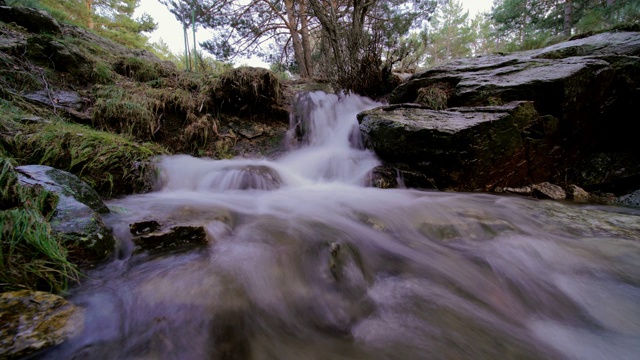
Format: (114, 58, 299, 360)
(39, 91, 640, 360)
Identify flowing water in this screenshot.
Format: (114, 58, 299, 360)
(40, 92, 640, 360)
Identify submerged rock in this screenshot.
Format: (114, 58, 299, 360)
(132, 225, 209, 254)
(16, 165, 115, 268)
(0, 290, 82, 359)
(129, 220, 162, 236)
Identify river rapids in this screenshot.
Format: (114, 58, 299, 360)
(39, 91, 640, 360)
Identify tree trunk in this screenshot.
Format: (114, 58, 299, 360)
(564, 0, 573, 37)
(284, 0, 309, 78)
(85, 0, 94, 29)
(299, 0, 314, 77)
(606, 0, 615, 6)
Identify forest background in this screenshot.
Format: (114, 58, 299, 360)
(4, 0, 639, 94)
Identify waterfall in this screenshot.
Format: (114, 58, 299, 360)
(39, 91, 640, 360)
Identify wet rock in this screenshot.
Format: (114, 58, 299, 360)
(133, 225, 209, 254)
(129, 220, 162, 236)
(532, 182, 566, 200)
(16, 165, 115, 268)
(499, 186, 533, 196)
(214, 165, 283, 191)
(359, 101, 539, 191)
(382, 32, 640, 193)
(0, 290, 82, 359)
(616, 189, 640, 208)
(566, 184, 590, 202)
(0, 6, 62, 35)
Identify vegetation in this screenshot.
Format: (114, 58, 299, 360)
(6, 0, 157, 49)
(490, 0, 640, 52)
(0, 158, 80, 293)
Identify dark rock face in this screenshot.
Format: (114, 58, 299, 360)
(16, 165, 115, 267)
(375, 31, 640, 193)
(0, 6, 62, 34)
(360, 102, 549, 190)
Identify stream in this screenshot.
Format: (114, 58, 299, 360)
(39, 91, 640, 360)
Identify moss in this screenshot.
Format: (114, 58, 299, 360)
(12, 121, 167, 197)
(0, 158, 79, 293)
(416, 83, 452, 110)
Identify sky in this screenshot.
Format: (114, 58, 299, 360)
(136, 0, 494, 66)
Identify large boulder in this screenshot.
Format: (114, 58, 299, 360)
(359, 102, 555, 191)
(379, 31, 640, 193)
(16, 165, 115, 268)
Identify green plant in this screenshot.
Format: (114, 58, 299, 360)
(13, 121, 167, 196)
(416, 83, 451, 110)
(91, 62, 115, 84)
(0, 158, 80, 292)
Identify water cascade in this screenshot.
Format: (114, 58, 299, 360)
(40, 91, 640, 360)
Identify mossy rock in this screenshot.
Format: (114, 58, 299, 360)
(16, 165, 116, 268)
(0, 290, 82, 359)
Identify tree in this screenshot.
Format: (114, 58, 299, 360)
(162, 0, 316, 78)
(490, 0, 639, 49)
(18, 0, 157, 48)
(308, 0, 438, 95)
(423, 0, 475, 66)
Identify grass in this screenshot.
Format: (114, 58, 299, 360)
(0, 158, 80, 293)
(416, 83, 451, 110)
(114, 57, 162, 83)
(12, 120, 167, 197)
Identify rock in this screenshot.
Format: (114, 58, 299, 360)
(616, 189, 640, 208)
(0, 290, 82, 359)
(566, 184, 590, 202)
(24, 90, 84, 110)
(359, 101, 541, 191)
(0, 6, 62, 34)
(26, 37, 92, 78)
(133, 225, 209, 254)
(129, 220, 162, 236)
(502, 186, 533, 196)
(532, 182, 567, 200)
(382, 32, 640, 192)
(16, 165, 115, 268)
(0, 28, 26, 52)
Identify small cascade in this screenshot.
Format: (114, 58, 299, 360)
(37, 91, 640, 360)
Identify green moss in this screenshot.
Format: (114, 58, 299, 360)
(0, 158, 79, 293)
(12, 121, 167, 196)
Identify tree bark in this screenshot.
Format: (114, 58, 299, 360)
(85, 0, 94, 29)
(564, 0, 573, 37)
(299, 0, 314, 77)
(283, 0, 309, 77)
